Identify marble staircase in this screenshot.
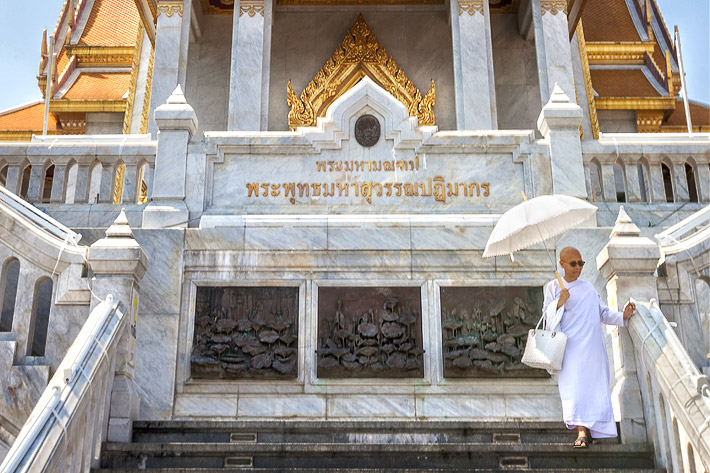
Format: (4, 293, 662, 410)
(93, 420, 662, 472)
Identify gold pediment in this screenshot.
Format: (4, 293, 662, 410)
(287, 14, 435, 130)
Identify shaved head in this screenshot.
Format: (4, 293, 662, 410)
(560, 247, 582, 261)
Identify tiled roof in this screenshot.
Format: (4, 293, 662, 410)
(663, 99, 710, 127)
(582, 0, 641, 42)
(79, 0, 141, 46)
(590, 69, 662, 97)
(0, 102, 58, 131)
(63, 72, 131, 100)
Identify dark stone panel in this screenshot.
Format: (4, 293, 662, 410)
(317, 287, 424, 378)
(191, 286, 299, 379)
(440, 286, 547, 378)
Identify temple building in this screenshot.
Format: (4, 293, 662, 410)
(0, 0, 709, 471)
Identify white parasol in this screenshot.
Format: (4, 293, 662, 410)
(483, 194, 598, 287)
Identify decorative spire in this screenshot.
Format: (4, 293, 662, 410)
(39, 29, 48, 75)
(548, 83, 572, 104)
(610, 206, 641, 239)
(105, 208, 135, 240)
(166, 85, 187, 104)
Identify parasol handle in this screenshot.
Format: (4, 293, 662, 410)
(555, 271, 565, 290)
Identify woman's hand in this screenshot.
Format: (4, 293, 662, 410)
(623, 301, 636, 320)
(557, 288, 570, 309)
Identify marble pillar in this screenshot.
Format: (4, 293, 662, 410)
(533, 0, 576, 105)
(600, 164, 618, 202)
(622, 158, 642, 203)
(122, 164, 138, 204)
(73, 164, 91, 204)
(4, 165, 21, 195)
(26, 161, 45, 204)
(450, 0, 497, 130)
(597, 207, 661, 444)
(537, 84, 586, 198)
(99, 162, 115, 204)
(49, 164, 67, 203)
(148, 0, 192, 136)
(228, 0, 272, 131)
(648, 163, 667, 203)
(672, 163, 690, 202)
(142, 85, 198, 228)
(695, 159, 710, 202)
(88, 210, 147, 442)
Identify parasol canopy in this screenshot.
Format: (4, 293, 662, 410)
(483, 194, 597, 259)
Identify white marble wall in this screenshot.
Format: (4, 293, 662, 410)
(597, 110, 638, 133)
(491, 14, 541, 132)
(85, 113, 124, 135)
(185, 16, 232, 137)
(267, 9, 456, 131)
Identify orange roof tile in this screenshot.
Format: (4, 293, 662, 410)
(590, 69, 662, 97)
(79, 0, 140, 46)
(0, 103, 58, 131)
(664, 99, 710, 127)
(582, 0, 641, 42)
(62, 72, 131, 100)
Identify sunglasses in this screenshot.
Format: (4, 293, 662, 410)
(562, 260, 585, 267)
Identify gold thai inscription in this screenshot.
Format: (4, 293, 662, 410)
(246, 156, 491, 204)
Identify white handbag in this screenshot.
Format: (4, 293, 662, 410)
(521, 312, 567, 371)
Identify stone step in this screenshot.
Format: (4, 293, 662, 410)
(94, 469, 665, 473)
(99, 442, 656, 470)
(130, 420, 616, 445)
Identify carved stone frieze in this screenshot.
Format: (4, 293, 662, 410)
(440, 286, 547, 378)
(540, 0, 567, 15)
(287, 14, 435, 130)
(191, 287, 299, 379)
(459, 1, 484, 16)
(317, 287, 424, 378)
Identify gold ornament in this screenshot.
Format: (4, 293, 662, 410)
(287, 14, 435, 130)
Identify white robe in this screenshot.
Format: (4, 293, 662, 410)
(543, 278, 626, 439)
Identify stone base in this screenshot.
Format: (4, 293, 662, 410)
(142, 202, 189, 229)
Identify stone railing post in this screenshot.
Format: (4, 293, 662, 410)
(142, 85, 198, 228)
(537, 83, 586, 198)
(597, 206, 661, 444)
(88, 210, 147, 442)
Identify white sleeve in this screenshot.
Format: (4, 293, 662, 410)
(542, 280, 565, 332)
(598, 293, 626, 327)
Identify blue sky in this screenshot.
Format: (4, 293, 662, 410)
(0, 1, 708, 113)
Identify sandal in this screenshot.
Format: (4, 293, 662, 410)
(573, 436, 589, 448)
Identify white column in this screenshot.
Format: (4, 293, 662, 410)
(534, 1, 576, 105)
(99, 162, 115, 203)
(672, 163, 690, 202)
(73, 163, 91, 203)
(648, 162, 667, 203)
(122, 164, 139, 204)
(26, 162, 45, 204)
(695, 159, 710, 202)
(450, 0, 497, 130)
(228, 0, 272, 131)
(148, 0, 191, 136)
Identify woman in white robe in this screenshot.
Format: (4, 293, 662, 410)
(543, 247, 635, 448)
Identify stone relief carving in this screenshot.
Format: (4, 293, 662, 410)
(317, 287, 424, 378)
(191, 287, 299, 379)
(440, 286, 547, 378)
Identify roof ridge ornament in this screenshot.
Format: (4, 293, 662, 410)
(287, 14, 435, 130)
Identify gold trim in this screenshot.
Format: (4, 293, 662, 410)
(124, 25, 145, 134)
(239, 0, 264, 16)
(277, 0, 443, 4)
(287, 14, 435, 130)
(157, 2, 183, 17)
(586, 42, 655, 65)
(113, 163, 125, 203)
(577, 21, 599, 140)
(459, 1, 484, 15)
(65, 46, 135, 67)
(140, 45, 155, 134)
(594, 96, 676, 111)
(540, 0, 566, 15)
(49, 100, 128, 113)
(636, 110, 664, 133)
